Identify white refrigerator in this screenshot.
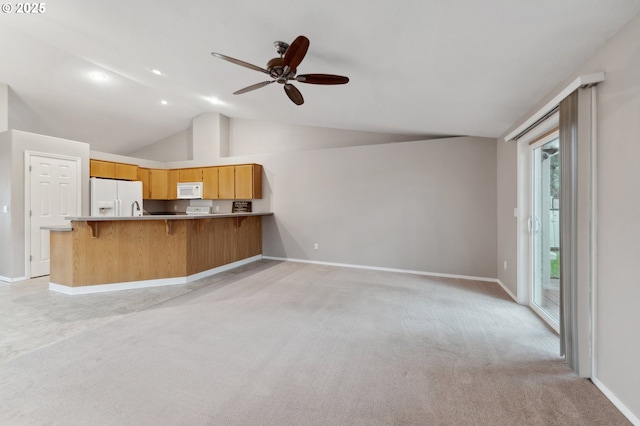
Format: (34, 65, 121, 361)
(90, 177, 143, 217)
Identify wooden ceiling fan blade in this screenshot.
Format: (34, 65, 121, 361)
(211, 52, 270, 75)
(296, 74, 350, 85)
(282, 36, 309, 72)
(284, 84, 304, 105)
(233, 80, 274, 95)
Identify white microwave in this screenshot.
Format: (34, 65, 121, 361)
(177, 182, 203, 199)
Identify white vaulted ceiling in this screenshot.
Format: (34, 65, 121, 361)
(1, 0, 639, 154)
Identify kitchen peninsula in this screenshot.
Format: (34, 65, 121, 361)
(48, 212, 273, 294)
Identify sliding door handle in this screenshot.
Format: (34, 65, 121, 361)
(528, 217, 541, 234)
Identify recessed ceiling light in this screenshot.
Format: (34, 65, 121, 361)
(160, 100, 168, 105)
(89, 72, 107, 81)
(150, 68, 164, 76)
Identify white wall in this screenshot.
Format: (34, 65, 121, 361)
(0, 131, 90, 280)
(129, 114, 432, 161)
(229, 119, 436, 156)
(497, 12, 640, 421)
(258, 136, 497, 277)
(127, 128, 192, 162)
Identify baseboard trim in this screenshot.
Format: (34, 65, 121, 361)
(0, 275, 28, 283)
(496, 279, 518, 302)
(263, 256, 499, 284)
(49, 255, 263, 295)
(591, 377, 640, 425)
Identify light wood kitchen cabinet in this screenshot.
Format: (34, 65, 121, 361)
(202, 167, 219, 199)
(218, 166, 235, 199)
(138, 168, 172, 200)
(149, 169, 169, 200)
(137, 168, 150, 199)
(90, 159, 139, 180)
(235, 164, 262, 199)
(179, 168, 203, 182)
(90, 160, 116, 178)
(115, 163, 138, 180)
(167, 170, 179, 200)
(94, 161, 263, 200)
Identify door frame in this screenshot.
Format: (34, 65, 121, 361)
(24, 151, 82, 279)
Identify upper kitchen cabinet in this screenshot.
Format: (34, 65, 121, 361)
(115, 163, 138, 180)
(167, 170, 179, 200)
(149, 169, 169, 200)
(137, 168, 150, 199)
(179, 168, 203, 182)
(138, 168, 171, 200)
(218, 166, 235, 199)
(90, 159, 138, 180)
(217, 164, 263, 200)
(94, 162, 262, 200)
(235, 164, 262, 199)
(202, 167, 219, 199)
(90, 160, 115, 178)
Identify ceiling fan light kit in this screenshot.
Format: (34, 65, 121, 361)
(211, 35, 349, 105)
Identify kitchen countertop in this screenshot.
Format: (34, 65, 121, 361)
(63, 212, 274, 222)
(41, 224, 73, 232)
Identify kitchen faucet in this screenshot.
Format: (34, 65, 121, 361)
(132, 200, 141, 216)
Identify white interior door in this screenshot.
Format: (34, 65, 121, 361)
(29, 154, 79, 278)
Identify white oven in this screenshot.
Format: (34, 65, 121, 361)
(177, 182, 203, 199)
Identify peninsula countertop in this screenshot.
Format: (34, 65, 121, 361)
(63, 211, 274, 222)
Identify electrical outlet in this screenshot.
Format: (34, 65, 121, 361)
(2, 205, 7, 213)
(215, 206, 220, 212)
(503, 261, 507, 270)
(314, 243, 319, 250)
(174, 205, 177, 211)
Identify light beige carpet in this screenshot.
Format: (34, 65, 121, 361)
(0, 261, 630, 425)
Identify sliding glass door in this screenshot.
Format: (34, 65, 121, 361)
(530, 133, 560, 330)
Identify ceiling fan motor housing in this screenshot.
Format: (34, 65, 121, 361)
(267, 57, 295, 83)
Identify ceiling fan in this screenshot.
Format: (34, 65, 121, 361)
(211, 35, 349, 105)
